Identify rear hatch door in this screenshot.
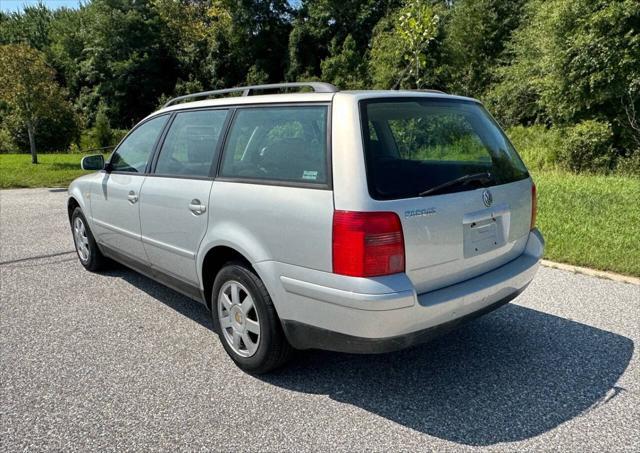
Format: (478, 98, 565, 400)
(360, 97, 533, 293)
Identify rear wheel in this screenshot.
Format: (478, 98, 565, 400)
(211, 262, 292, 374)
(71, 207, 106, 272)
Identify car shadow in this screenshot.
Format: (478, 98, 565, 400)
(105, 267, 633, 446)
(103, 266, 214, 330)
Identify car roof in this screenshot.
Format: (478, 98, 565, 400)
(148, 90, 479, 121)
(156, 92, 335, 116)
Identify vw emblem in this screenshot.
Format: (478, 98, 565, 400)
(482, 189, 493, 207)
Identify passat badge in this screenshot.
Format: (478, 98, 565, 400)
(482, 189, 493, 207)
(405, 208, 436, 218)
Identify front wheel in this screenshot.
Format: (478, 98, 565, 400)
(71, 207, 106, 272)
(211, 262, 292, 374)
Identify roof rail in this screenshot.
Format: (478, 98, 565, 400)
(164, 82, 339, 107)
(414, 89, 447, 94)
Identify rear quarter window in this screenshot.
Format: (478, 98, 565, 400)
(219, 105, 328, 185)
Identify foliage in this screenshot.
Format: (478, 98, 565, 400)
(615, 150, 640, 176)
(320, 35, 369, 89)
(369, 1, 442, 89)
(0, 125, 19, 153)
(368, 15, 403, 89)
(488, 0, 640, 153)
(396, 0, 440, 88)
(0, 43, 79, 162)
(93, 103, 113, 148)
(559, 120, 615, 173)
(507, 125, 563, 171)
(79, 127, 125, 152)
(75, 0, 180, 128)
(444, 0, 526, 96)
(0, 3, 54, 51)
(288, 0, 400, 81)
(3, 103, 80, 153)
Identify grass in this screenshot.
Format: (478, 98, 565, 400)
(0, 153, 106, 189)
(1, 153, 639, 276)
(533, 171, 640, 276)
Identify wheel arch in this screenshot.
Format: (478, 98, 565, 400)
(67, 176, 93, 227)
(200, 245, 259, 310)
(67, 197, 81, 222)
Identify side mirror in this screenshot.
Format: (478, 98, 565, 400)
(81, 154, 105, 171)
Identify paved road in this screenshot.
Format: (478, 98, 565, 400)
(1, 188, 638, 452)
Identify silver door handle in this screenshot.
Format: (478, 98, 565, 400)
(127, 191, 138, 204)
(189, 199, 206, 215)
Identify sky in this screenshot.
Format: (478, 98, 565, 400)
(0, 0, 83, 13)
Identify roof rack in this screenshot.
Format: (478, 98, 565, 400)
(413, 89, 447, 94)
(164, 82, 339, 107)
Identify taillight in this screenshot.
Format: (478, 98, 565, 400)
(332, 211, 405, 277)
(530, 182, 537, 230)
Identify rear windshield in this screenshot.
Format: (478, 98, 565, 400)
(360, 98, 529, 200)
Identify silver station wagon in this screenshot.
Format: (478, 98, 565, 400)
(68, 82, 544, 373)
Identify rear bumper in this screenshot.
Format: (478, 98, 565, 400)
(259, 229, 544, 353)
(281, 290, 523, 353)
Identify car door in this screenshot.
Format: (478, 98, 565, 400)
(139, 108, 229, 285)
(90, 114, 169, 262)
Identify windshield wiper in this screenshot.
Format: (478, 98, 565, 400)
(419, 172, 493, 197)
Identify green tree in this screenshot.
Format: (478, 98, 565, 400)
(0, 2, 54, 50)
(153, 0, 291, 92)
(93, 103, 113, 148)
(488, 0, 640, 153)
(443, 0, 526, 97)
(288, 0, 400, 81)
(397, 0, 440, 88)
(0, 44, 77, 163)
(320, 35, 369, 89)
(369, 0, 442, 89)
(47, 6, 87, 97)
(152, 0, 228, 92)
(227, 0, 292, 85)
(77, 0, 179, 128)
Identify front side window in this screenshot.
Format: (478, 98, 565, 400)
(361, 98, 529, 199)
(220, 106, 328, 184)
(110, 115, 168, 173)
(154, 109, 228, 177)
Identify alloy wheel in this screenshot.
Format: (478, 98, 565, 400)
(217, 280, 261, 357)
(73, 217, 90, 262)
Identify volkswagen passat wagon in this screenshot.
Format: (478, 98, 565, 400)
(68, 82, 544, 373)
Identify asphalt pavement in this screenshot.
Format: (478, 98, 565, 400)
(1, 187, 639, 451)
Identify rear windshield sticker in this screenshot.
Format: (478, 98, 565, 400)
(302, 170, 318, 180)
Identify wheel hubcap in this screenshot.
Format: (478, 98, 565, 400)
(217, 280, 260, 357)
(73, 217, 90, 262)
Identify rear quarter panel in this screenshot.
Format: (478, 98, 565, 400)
(197, 180, 335, 285)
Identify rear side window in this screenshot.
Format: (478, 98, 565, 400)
(220, 106, 328, 184)
(154, 109, 228, 177)
(110, 115, 168, 173)
(361, 98, 529, 199)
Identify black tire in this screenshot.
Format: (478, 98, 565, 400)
(70, 207, 106, 272)
(211, 261, 292, 374)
